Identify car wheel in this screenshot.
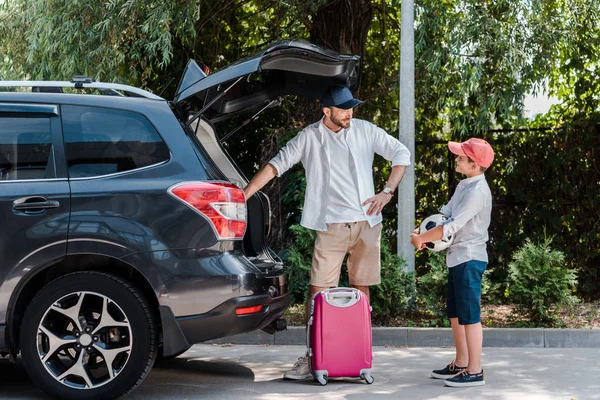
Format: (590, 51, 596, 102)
(20, 271, 157, 400)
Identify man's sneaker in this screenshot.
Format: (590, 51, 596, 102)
(283, 356, 312, 380)
(431, 361, 467, 379)
(444, 369, 485, 387)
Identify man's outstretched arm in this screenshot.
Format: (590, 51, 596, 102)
(244, 163, 278, 199)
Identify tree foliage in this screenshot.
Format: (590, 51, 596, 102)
(1, 0, 599, 303)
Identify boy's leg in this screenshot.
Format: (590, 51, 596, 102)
(465, 322, 483, 373)
(431, 269, 467, 379)
(347, 221, 382, 302)
(446, 264, 469, 367)
(431, 315, 467, 379)
(448, 265, 468, 366)
(451, 317, 468, 367)
(444, 260, 487, 387)
(457, 261, 487, 373)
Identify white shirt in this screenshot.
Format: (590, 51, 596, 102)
(268, 118, 411, 231)
(441, 174, 492, 268)
(323, 126, 365, 223)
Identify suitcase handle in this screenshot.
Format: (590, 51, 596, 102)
(323, 288, 361, 307)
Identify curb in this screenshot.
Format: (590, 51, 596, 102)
(206, 327, 600, 348)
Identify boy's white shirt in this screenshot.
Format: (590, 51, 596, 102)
(440, 174, 492, 268)
(268, 118, 411, 231)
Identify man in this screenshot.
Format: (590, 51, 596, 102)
(243, 85, 411, 380)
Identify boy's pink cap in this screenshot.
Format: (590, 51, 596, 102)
(448, 138, 495, 168)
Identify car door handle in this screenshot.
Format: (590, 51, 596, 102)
(13, 197, 60, 211)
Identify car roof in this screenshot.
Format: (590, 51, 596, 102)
(0, 91, 169, 114)
(0, 80, 162, 99)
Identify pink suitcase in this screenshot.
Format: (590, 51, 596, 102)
(307, 287, 374, 385)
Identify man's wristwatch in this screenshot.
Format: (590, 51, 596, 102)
(383, 187, 394, 195)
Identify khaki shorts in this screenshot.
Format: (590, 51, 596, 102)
(310, 221, 382, 287)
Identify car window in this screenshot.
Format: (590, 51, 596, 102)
(61, 105, 170, 178)
(0, 116, 54, 181)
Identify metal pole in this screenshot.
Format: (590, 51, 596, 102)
(398, 0, 415, 272)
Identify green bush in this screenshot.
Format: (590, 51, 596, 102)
(281, 224, 315, 304)
(416, 252, 448, 319)
(281, 224, 414, 322)
(370, 236, 415, 324)
(481, 267, 504, 305)
(506, 236, 579, 324)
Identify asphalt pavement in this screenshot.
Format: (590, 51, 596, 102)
(1, 344, 599, 399)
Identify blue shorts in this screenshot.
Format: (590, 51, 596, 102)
(447, 260, 488, 325)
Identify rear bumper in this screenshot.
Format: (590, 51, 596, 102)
(159, 290, 290, 357)
(124, 248, 291, 356)
(177, 291, 291, 344)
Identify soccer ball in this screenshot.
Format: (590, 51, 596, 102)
(419, 214, 454, 252)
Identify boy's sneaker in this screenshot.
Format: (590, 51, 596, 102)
(444, 369, 485, 387)
(431, 361, 467, 379)
(283, 356, 312, 380)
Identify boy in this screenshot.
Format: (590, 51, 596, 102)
(410, 138, 494, 387)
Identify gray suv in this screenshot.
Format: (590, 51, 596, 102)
(0, 39, 360, 399)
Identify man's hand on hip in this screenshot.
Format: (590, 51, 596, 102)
(362, 191, 393, 216)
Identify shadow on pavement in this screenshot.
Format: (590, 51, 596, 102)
(152, 357, 255, 381)
(0, 357, 50, 399)
(1, 355, 256, 400)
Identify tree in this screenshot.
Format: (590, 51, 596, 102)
(2, 0, 599, 299)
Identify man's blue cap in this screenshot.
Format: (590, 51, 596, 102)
(320, 85, 363, 110)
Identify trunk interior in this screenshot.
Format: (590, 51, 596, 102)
(190, 118, 280, 268)
(173, 40, 361, 271)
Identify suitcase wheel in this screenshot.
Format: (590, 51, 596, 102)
(361, 373, 374, 384)
(316, 375, 328, 386)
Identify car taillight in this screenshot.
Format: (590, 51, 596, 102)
(169, 181, 247, 240)
(236, 305, 264, 315)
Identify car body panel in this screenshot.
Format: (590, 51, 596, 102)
(0, 104, 70, 325)
(173, 39, 361, 122)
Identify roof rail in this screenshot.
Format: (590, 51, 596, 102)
(0, 80, 163, 100)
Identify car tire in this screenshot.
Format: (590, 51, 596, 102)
(20, 271, 157, 400)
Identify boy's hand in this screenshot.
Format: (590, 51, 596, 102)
(362, 191, 393, 216)
(410, 233, 427, 250)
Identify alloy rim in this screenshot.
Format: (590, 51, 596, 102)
(36, 291, 133, 389)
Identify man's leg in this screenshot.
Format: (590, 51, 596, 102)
(351, 285, 369, 301)
(284, 223, 349, 380)
(347, 222, 381, 302)
(307, 223, 348, 314)
(305, 284, 329, 324)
